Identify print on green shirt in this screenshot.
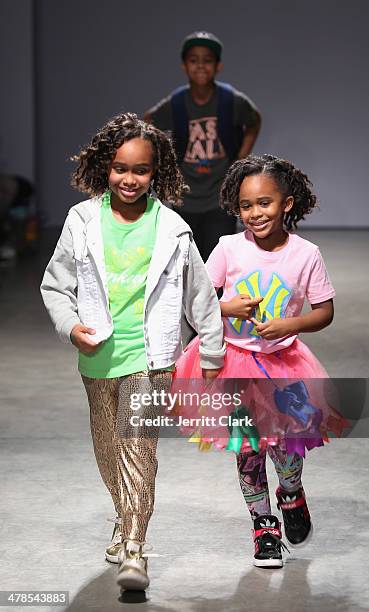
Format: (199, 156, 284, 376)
(78, 192, 160, 378)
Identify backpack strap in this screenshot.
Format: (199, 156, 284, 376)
(170, 85, 190, 162)
(215, 81, 239, 162)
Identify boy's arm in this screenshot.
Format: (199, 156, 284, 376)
(233, 90, 262, 159)
(143, 110, 153, 123)
(237, 110, 261, 159)
(143, 95, 172, 130)
(183, 238, 225, 370)
(40, 215, 81, 344)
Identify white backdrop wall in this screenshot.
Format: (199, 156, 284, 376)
(2, 0, 369, 227)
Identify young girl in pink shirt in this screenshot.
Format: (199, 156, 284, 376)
(175, 154, 348, 568)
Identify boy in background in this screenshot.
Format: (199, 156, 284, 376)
(145, 31, 261, 261)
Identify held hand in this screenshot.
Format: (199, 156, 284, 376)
(251, 317, 297, 341)
(221, 295, 263, 320)
(202, 368, 221, 381)
(70, 324, 100, 355)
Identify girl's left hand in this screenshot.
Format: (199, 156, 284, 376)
(202, 368, 221, 381)
(251, 317, 297, 340)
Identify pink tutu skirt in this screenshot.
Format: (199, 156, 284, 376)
(173, 338, 349, 457)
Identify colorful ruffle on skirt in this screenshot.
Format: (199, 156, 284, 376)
(172, 338, 349, 457)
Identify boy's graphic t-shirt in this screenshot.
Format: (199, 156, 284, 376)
(78, 194, 160, 378)
(179, 91, 229, 213)
(148, 87, 258, 213)
(206, 231, 336, 354)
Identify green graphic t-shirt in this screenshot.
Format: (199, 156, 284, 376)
(78, 193, 160, 378)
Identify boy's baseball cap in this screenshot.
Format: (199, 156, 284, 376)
(181, 31, 223, 61)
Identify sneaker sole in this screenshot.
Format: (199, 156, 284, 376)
(254, 558, 283, 568)
(105, 552, 119, 563)
(286, 522, 314, 548)
(117, 569, 150, 591)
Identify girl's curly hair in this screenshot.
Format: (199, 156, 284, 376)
(71, 112, 188, 205)
(220, 154, 318, 230)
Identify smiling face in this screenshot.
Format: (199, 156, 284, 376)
(108, 137, 155, 208)
(182, 45, 221, 87)
(239, 173, 294, 247)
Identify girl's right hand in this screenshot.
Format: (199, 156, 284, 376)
(220, 295, 263, 320)
(70, 324, 100, 354)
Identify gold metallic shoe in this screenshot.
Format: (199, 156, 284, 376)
(116, 540, 151, 591)
(105, 518, 124, 563)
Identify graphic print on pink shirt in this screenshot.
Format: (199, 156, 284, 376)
(228, 269, 292, 338)
(206, 231, 336, 354)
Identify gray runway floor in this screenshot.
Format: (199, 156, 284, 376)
(0, 230, 368, 611)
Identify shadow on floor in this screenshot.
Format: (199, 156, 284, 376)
(62, 494, 369, 611)
(64, 564, 173, 611)
(64, 557, 365, 612)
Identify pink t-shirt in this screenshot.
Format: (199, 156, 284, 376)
(206, 231, 336, 354)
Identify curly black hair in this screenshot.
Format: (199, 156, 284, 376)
(220, 154, 318, 230)
(71, 112, 188, 206)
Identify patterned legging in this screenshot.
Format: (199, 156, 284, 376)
(82, 371, 172, 542)
(236, 447, 304, 519)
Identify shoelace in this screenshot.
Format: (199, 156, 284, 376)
(278, 503, 306, 529)
(258, 533, 290, 555)
(123, 539, 154, 559)
(107, 517, 122, 545)
(107, 521, 159, 558)
(107, 516, 123, 526)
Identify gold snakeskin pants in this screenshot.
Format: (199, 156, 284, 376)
(82, 371, 172, 541)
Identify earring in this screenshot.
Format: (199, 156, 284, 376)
(148, 180, 156, 198)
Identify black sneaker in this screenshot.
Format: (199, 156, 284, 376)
(252, 515, 289, 568)
(276, 486, 313, 547)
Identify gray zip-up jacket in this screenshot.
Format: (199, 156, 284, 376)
(40, 196, 225, 370)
